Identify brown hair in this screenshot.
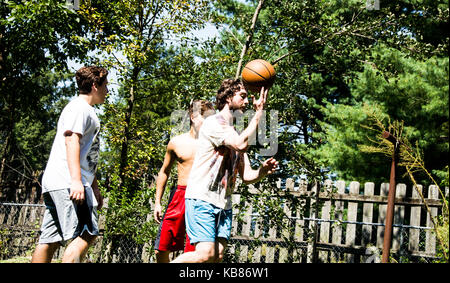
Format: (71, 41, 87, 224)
(215, 78, 245, 110)
(189, 100, 214, 126)
(75, 66, 108, 94)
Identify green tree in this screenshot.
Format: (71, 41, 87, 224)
(317, 46, 448, 184)
(80, 0, 210, 191)
(0, 0, 89, 199)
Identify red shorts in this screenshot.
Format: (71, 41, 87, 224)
(154, 185, 195, 252)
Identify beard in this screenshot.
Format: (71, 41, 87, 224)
(230, 103, 246, 112)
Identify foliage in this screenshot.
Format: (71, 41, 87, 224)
(317, 46, 448, 184)
(0, 0, 91, 197)
(356, 108, 449, 262)
(0, 228, 10, 259)
(101, 182, 157, 245)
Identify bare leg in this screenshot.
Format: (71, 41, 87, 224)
(31, 242, 61, 263)
(62, 233, 97, 263)
(214, 238, 228, 263)
(171, 242, 215, 263)
(155, 250, 171, 263)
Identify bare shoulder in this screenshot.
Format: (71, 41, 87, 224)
(166, 135, 181, 152)
(169, 133, 193, 147)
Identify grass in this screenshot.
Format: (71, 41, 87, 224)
(0, 256, 32, 263)
(0, 255, 63, 263)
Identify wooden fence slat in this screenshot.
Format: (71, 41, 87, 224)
(293, 210, 304, 262)
(409, 185, 422, 252)
(331, 180, 346, 263)
(275, 178, 282, 192)
(345, 181, 360, 263)
(0, 206, 5, 224)
(266, 218, 277, 263)
(279, 198, 292, 263)
(231, 194, 241, 235)
(251, 207, 262, 263)
(239, 200, 252, 263)
(293, 179, 307, 262)
(362, 182, 375, 246)
(392, 184, 407, 251)
(306, 182, 320, 263)
(377, 183, 389, 248)
(319, 179, 332, 262)
(230, 193, 241, 258)
(278, 177, 295, 262)
(286, 178, 295, 192)
(425, 185, 439, 254)
(360, 182, 375, 263)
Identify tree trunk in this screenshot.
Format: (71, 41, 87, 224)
(234, 0, 265, 79)
(118, 68, 140, 190)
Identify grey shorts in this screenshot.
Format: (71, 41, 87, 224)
(39, 187, 99, 245)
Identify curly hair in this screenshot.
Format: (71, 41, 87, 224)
(75, 66, 108, 94)
(215, 78, 245, 110)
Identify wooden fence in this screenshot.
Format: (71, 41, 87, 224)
(0, 179, 448, 263)
(228, 179, 448, 263)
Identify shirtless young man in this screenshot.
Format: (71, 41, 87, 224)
(153, 100, 215, 263)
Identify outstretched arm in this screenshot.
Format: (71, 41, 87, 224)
(154, 141, 176, 223)
(239, 153, 278, 185)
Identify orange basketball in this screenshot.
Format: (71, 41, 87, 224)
(241, 59, 276, 92)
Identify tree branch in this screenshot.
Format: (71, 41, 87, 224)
(234, 0, 265, 79)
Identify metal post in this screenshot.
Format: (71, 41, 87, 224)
(381, 131, 399, 263)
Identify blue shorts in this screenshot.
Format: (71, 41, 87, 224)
(185, 198, 232, 244)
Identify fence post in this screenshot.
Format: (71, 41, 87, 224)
(381, 130, 399, 263)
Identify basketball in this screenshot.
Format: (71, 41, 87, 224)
(241, 59, 276, 92)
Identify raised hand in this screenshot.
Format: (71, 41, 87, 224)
(251, 85, 269, 111)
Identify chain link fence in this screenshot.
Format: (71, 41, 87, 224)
(0, 202, 443, 263)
